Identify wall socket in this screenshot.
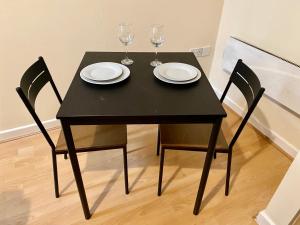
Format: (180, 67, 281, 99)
(190, 48, 203, 57)
(190, 46, 211, 57)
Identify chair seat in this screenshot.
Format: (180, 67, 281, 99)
(160, 124, 228, 150)
(56, 125, 127, 151)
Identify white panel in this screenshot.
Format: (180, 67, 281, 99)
(223, 37, 300, 116)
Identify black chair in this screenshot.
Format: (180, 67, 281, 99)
(16, 57, 129, 198)
(157, 59, 265, 196)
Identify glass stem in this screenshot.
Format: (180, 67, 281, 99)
(155, 48, 158, 62)
(125, 44, 129, 60)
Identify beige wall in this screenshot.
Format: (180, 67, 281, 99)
(0, 0, 223, 131)
(209, 0, 300, 153)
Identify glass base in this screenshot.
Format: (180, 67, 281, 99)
(150, 60, 162, 67)
(121, 58, 134, 65)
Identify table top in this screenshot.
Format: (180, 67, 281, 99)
(56, 52, 226, 124)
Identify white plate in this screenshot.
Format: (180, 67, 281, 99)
(81, 62, 122, 81)
(158, 63, 198, 82)
(153, 63, 201, 84)
(80, 63, 130, 85)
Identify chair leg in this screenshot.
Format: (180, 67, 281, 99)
(158, 147, 165, 196)
(51, 152, 59, 198)
(225, 150, 232, 196)
(156, 126, 160, 156)
(214, 151, 217, 159)
(122, 146, 129, 194)
(64, 153, 68, 160)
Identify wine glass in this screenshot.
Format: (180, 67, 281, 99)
(150, 25, 165, 67)
(118, 23, 134, 65)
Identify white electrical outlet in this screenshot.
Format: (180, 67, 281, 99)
(190, 45, 211, 57)
(190, 48, 203, 57)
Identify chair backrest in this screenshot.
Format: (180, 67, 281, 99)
(220, 59, 265, 149)
(16, 57, 62, 150)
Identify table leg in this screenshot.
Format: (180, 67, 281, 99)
(193, 118, 222, 215)
(61, 120, 91, 219)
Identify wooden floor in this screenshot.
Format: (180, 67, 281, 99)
(0, 107, 291, 225)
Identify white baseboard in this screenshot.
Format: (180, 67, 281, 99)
(213, 88, 298, 158)
(0, 119, 60, 143)
(256, 211, 276, 225)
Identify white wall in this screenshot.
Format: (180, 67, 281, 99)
(209, 0, 300, 155)
(257, 153, 300, 225)
(0, 0, 223, 132)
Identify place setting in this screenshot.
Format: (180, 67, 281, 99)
(149, 25, 201, 84)
(80, 62, 130, 85)
(153, 62, 201, 84)
(79, 23, 133, 85)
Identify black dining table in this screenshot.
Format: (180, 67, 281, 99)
(56, 52, 227, 219)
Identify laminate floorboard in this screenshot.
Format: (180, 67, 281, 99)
(0, 106, 291, 225)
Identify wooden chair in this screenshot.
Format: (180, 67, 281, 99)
(157, 59, 265, 196)
(16, 57, 129, 198)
